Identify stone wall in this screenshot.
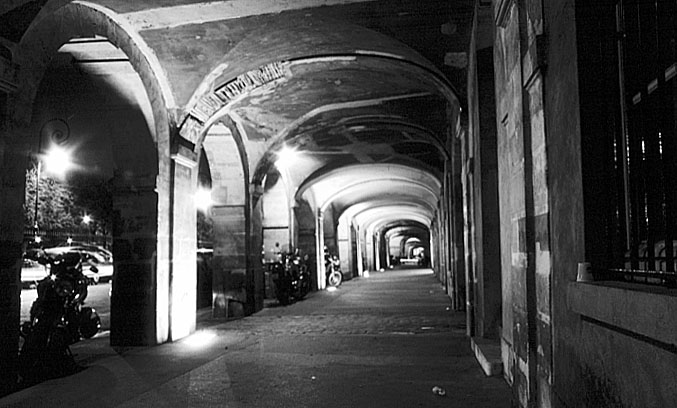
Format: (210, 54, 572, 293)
(492, 0, 677, 406)
(549, 2, 677, 407)
(467, 3, 501, 340)
(493, 0, 554, 405)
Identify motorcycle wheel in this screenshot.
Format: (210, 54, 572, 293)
(327, 271, 343, 287)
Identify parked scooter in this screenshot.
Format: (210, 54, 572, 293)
(18, 252, 101, 385)
(270, 249, 311, 305)
(325, 254, 343, 287)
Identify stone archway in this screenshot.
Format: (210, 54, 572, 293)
(0, 1, 193, 362)
(196, 117, 260, 318)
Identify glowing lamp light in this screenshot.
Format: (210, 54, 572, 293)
(34, 236, 42, 244)
(194, 187, 213, 212)
(82, 215, 92, 224)
(42, 146, 73, 178)
(274, 146, 299, 170)
(67, 237, 73, 245)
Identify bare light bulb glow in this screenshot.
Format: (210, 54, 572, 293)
(195, 187, 213, 212)
(82, 215, 92, 224)
(275, 146, 299, 170)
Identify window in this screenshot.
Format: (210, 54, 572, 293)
(612, 0, 677, 285)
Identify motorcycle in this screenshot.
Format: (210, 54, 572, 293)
(325, 255, 343, 287)
(270, 250, 311, 305)
(18, 252, 101, 385)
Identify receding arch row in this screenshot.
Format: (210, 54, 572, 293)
(296, 164, 441, 219)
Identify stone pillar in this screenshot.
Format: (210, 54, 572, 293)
(450, 129, 466, 311)
(521, 11, 553, 407)
(365, 233, 375, 272)
(249, 184, 264, 313)
(356, 227, 364, 276)
(294, 199, 317, 288)
(494, 0, 553, 405)
(315, 210, 325, 289)
(110, 177, 162, 346)
(211, 204, 247, 318)
(0, 132, 27, 395)
(168, 139, 198, 340)
(322, 205, 338, 254)
(337, 219, 352, 279)
(375, 231, 385, 271)
(469, 41, 502, 339)
(349, 223, 358, 278)
(202, 124, 250, 318)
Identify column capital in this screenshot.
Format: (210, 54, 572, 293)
(171, 135, 198, 168)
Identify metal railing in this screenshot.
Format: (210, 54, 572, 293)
(593, 267, 677, 288)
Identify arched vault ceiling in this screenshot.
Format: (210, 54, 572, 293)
(297, 164, 440, 218)
(358, 206, 432, 235)
(342, 202, 433, 234)
(2, 1, 476, 109)
(383, 223, 429, 238)
(231, 56, 453, 143)
(72, 0, 473, 108)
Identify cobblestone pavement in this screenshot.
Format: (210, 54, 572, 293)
(0, 268, 512, 408)
(201, 268, 512, 407)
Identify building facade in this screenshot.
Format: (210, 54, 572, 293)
(0, 1, 675, 406)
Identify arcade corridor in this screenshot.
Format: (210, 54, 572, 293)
(0, 1, 676, 407)
(1, 267, 511, 407)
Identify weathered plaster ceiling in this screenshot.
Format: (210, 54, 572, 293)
(297, 164, 440, 220)
(1, 0, 476, 237)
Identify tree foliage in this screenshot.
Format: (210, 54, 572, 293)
(69, 175, 113, 236)
(23, 167, 78, 231)
(23, 168, 113, 235)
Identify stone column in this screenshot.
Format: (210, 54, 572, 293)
(249, 184, 264, 313)
(168, 138, 198, 340)
(315, 210, 325, 289)
(211, 204, 247, 318)
(110, 176, 162, 346)
(337, 219, 352, 279)
(0, 132, 27, 395)
(294, 199, 317, 288)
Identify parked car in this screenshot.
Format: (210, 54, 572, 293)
(21, 258, 49, 289)
(83, 261, 113, 284)
(42, 247, 114, 285)
(44, 244, 112, 264)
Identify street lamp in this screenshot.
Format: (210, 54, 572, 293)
(32, 146, 72, 240)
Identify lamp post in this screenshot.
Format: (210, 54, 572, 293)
(32, 157, 42, 239)
(33, 118, 71, 241)
(82, 214, 93, 244)
(31, 145, 72, 241)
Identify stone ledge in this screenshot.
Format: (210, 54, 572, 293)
(471, 337, 503, 377)
(567, 281, 677, 346)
